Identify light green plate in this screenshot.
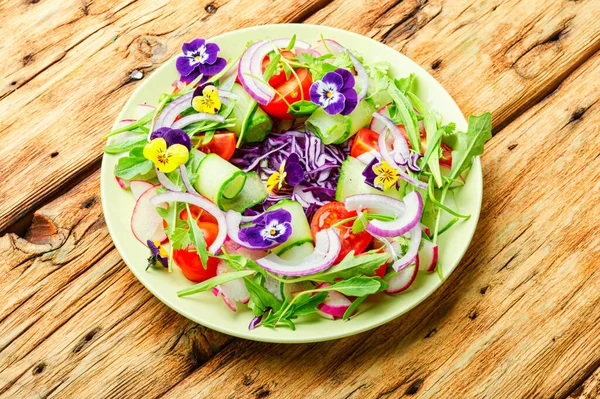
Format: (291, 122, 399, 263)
(101, 24, 482, 343)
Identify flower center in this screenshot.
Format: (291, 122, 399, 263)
(326, 91, 333, 98)
(269, 229, 277, 236)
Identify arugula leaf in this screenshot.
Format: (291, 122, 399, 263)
(114, 147, 153, 180)
(263, 53, 281, 82)
(103, 134, 147, 154)
(388, 84, 421, 153)
(326, 276, 384, 296)
(104, 110, 154, 138)
(351, 210, 368, 234)
(244, 277, 283, 316)
(447, 113, 492, 179)
(293, 292, 328, 316)
(288, 100, 319, 117)
(305, 252, 390, 283)
(285, 34, 297, 50)
(260, 292, 328, 330)
(177, 270, 255, 297)
(185, 204, 209, 268)
(343, 296, 367, 320)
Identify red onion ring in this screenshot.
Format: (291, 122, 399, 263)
(156, 169, 182, 192)
(179, 165, 199, 195)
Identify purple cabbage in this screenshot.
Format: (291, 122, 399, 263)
(230, 129, 350, 220)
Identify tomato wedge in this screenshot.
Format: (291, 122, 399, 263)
(350, 128, 380, 158)
(261, 68, 312, 120)
(261, 50, 295, 88)
(173, 221, 220, 283)
(310, 202, 372, 264)
(195, 132, 236, 161)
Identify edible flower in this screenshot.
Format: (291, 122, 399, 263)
(192, 85, 221, 114)
(309, 68, 358, 115)
(176, 38, 226, 83)
(144, 137, 189, 173)
(238, 209, 293, 249)
(150, 127, 192, 150)
(146, 240, 168, 270)
(266, 153, 304, 192)
(362, 158, 400, 191)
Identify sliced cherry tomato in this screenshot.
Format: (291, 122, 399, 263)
(350, 128, 380, 158)
(261, 50, 295, 88)
(261, 68, 312, 120)
(195, 132, 236, 161)
(173, 222, 220, 283)
(374, 263, 387, 279)
(310, 202, 372, 264)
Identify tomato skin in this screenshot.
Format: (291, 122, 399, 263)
(195, 132, 236, 161)
(310, 202, 372, 264)
(173, 222, 220, 283)
(261, 68, 313, 120)
(261, 50, 295, 88)
(375, 263, 387, 279)
(351, 128, 380, 158)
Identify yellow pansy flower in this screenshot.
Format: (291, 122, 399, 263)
(143, 138, 189, 173)
(372, 161, 400, 191)
(192, 85, 221, 114)
(266, 161, 287, 192)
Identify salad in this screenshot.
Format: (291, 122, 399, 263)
(103, 35, 491, 330)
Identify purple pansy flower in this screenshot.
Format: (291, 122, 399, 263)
(150, 127, 192, 150)
(146, 240, 168, 270)
(282, 153, 304, 187)
(238, 209, 293, 249)
(176, 38, 227, 83)
(309, 68, 358, 116)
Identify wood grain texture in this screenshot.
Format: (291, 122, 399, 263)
(568, 368, 600, 399)
(0, 0, 330, 232)
(158, 49, 600, 399)
(0, 171, 233, 398)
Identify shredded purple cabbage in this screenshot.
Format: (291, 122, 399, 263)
(231, 129, 350, 220)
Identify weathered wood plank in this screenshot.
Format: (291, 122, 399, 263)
(307, 0, 600, 131)
(156, 49, 600, 399)
(0, 0, 330, 232)
(0, 171, 233, 398)
(568, 367, 600, 399)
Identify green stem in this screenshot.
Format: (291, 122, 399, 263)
(437, 217, 460, 236)
(428, 180, 470, 219)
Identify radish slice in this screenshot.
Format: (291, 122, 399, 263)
(367, 191, 423, 237)
(421, 223, 431, 237)
(255, 229, 340, 276)
(238, 38, 311, 105)
(130, 180, 155, 200)
(385, 259, 419, 294)
(150, 192, 226, 254)
(215, 262, 250, 310)
(315, 283, 352, 319)
(156, 169, 182, 192)
(418, 240, 439, 272)
(392, 224, 422, 271)
(115, 176, 129, 189)
(322, 39, 368, 102)
(131, 186, 167, 244)
(212, 286, 237, 312)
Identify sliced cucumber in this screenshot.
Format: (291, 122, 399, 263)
(230, 83, 272, 143)
(335, 156, 406, 202)
(306, 100, 375, 144)
(221, 172, 268, 212)
(267, 199, 313, 255)
(279, 241, 315, 261)
(194, 153, 247, 208)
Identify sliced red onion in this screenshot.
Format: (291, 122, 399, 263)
(392, 224, 422, 271)
(378, 125, 427, 190)
(315, 282, 352, 319)
(154, 92, 194, 130)
(372, 234, 399, 260)
(248, 315, 262, 330)
(344, 193, 406, 216)
(323, 39, 368, 101)
(156, 169, 182, 192)
(179, 165, 199, 195)
(256, 229, 340, 276)
(372, 113, 409, 159)
(238, 38, 311, 105)
(218, 89, 238, 101)
(369, 103, 391, 133)
(150, 192, 226, 254)
(120, 119, 137, 124)
(385, 259, 419, 294)
(171, 113, 225, 130)
(225, 210, 281, 250)
(367, 191, 423, 237)
(356, 150, 379, 165)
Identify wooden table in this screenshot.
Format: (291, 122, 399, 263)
(2, 0, 599, 397)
